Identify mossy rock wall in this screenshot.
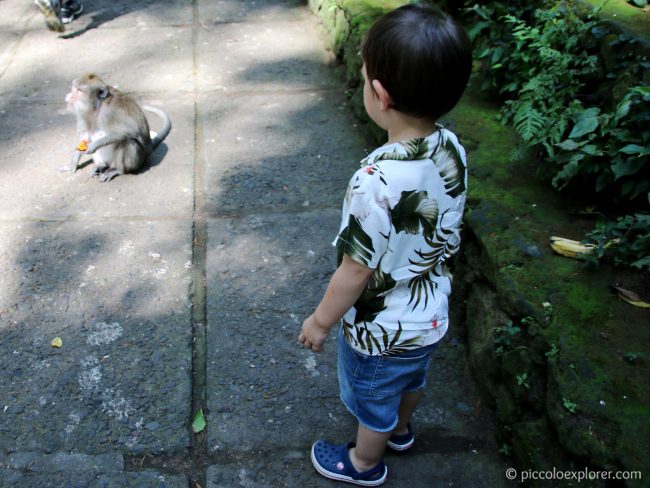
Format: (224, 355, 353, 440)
(308, 0, 408, 142)
(311, 2, 649, 486)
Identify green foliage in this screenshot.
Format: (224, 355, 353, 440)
(516, 372, 530, 389)
(494, 320, 522, 355)
(562, 398, 578, 413)
(627, 0, 648, 8)
(546, 343, 559, 358)
(497, 7, 599, 158)
(462, 0, 649, 269)
(464, 1, 601, 159)
(623, 351, 646, 363)
(552, 86, 650, 204)
(584, 212, 650, 269)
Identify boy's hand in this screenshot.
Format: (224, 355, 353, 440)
(299, 314, 331, 352)
(298, 255, 374, 353)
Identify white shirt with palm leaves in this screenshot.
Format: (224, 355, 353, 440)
(335, 127, 467, 356)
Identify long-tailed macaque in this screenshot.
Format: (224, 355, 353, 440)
(64, 73, 171, 182)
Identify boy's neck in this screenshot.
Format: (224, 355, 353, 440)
(384, 111, 438, 145)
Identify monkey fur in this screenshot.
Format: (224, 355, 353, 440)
(65, 73, 172, 182)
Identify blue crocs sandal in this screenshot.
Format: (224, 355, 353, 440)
(311, 440, 388, 486)
(387, 423, 414, 451)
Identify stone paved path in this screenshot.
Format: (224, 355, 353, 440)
(0, 1, 507, 486)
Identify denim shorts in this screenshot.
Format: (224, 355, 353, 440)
(337, 327, 438, 432)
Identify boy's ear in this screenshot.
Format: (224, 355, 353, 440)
(371, 79, 393, 111)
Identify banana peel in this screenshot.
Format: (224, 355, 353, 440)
(550, 236, 596, 259)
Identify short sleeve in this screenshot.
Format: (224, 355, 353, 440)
(335, 170, 391, 269)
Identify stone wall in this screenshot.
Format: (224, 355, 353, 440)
(309, 1, 649, 486)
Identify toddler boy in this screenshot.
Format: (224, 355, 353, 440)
(299, 3, 472, 485)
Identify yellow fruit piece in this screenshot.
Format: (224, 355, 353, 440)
(549, 236, 595, 259)
(76, 140, 89, 151)
(51, 337, 63, 348)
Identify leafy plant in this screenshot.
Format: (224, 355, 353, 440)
(500, 443, 512, 456)
(494, 320, 522, 354)
(584, 212, 650, 269)
(562, 398, 578, 413)
(516, 372, 530, 389)
(520, 316, 536, 327)
(552, 86, 650, 203)
(546, 343, 559, 358)
(542, 302, 554, 322)
(461, 1, 649, 269)
(497, 6, 600, 158)
(623, 352, 646, 363)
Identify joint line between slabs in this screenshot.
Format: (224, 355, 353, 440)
(189, 0, 209, 477)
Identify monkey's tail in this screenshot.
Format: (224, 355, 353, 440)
(143, 105, 172, 150)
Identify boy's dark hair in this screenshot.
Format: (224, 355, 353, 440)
(362, 3, 472, 120)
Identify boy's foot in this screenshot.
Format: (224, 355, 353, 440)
(60, 0, 83, 23)
(387, 423, 414, 451)
(311, 440, 388, 486)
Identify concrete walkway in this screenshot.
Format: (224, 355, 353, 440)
(0, 1, 506, 486)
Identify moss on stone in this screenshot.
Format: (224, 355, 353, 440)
(446, 89, 649, 476)
(581, 0, 650, 44)
(511, 418, 574, 474)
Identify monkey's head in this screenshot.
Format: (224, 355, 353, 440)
(66, 73, 112, 115)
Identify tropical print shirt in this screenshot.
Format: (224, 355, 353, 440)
(335, 126, 467, 356)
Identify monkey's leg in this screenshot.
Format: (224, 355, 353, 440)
(91, 148, 111, 177)
(98, 169, 121, 182)
(91, 165, 108, 177)
(98, 143, 134, 182)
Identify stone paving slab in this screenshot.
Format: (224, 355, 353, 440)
(0, 98, 193, 220)
(200, 90, 367, 216)
(206, 450, 507, 487)
(0, 32, 21, 73)
(0, 1, 32, 31)
(197, 16, 335, 92)
(204, 210, 504, 482)
(0, 220, 192, 454)
(206, 210, 355, 453)
(199, 0, 307, 23)
(0, 469, 188, 488)
(0, 25, 194, 99)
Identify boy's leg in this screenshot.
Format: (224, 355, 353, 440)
(393, 390, 423, 435)
(349, 423, 391, 472)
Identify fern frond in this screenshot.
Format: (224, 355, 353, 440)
(513, 102, 546, 142)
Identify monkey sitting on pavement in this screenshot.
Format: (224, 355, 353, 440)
(64, 73, 172, 182)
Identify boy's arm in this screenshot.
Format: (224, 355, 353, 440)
(299, 254, 374, 352)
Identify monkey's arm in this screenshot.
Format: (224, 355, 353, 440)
(68, 149, 83, 172)
(85, 132, 130, 154)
